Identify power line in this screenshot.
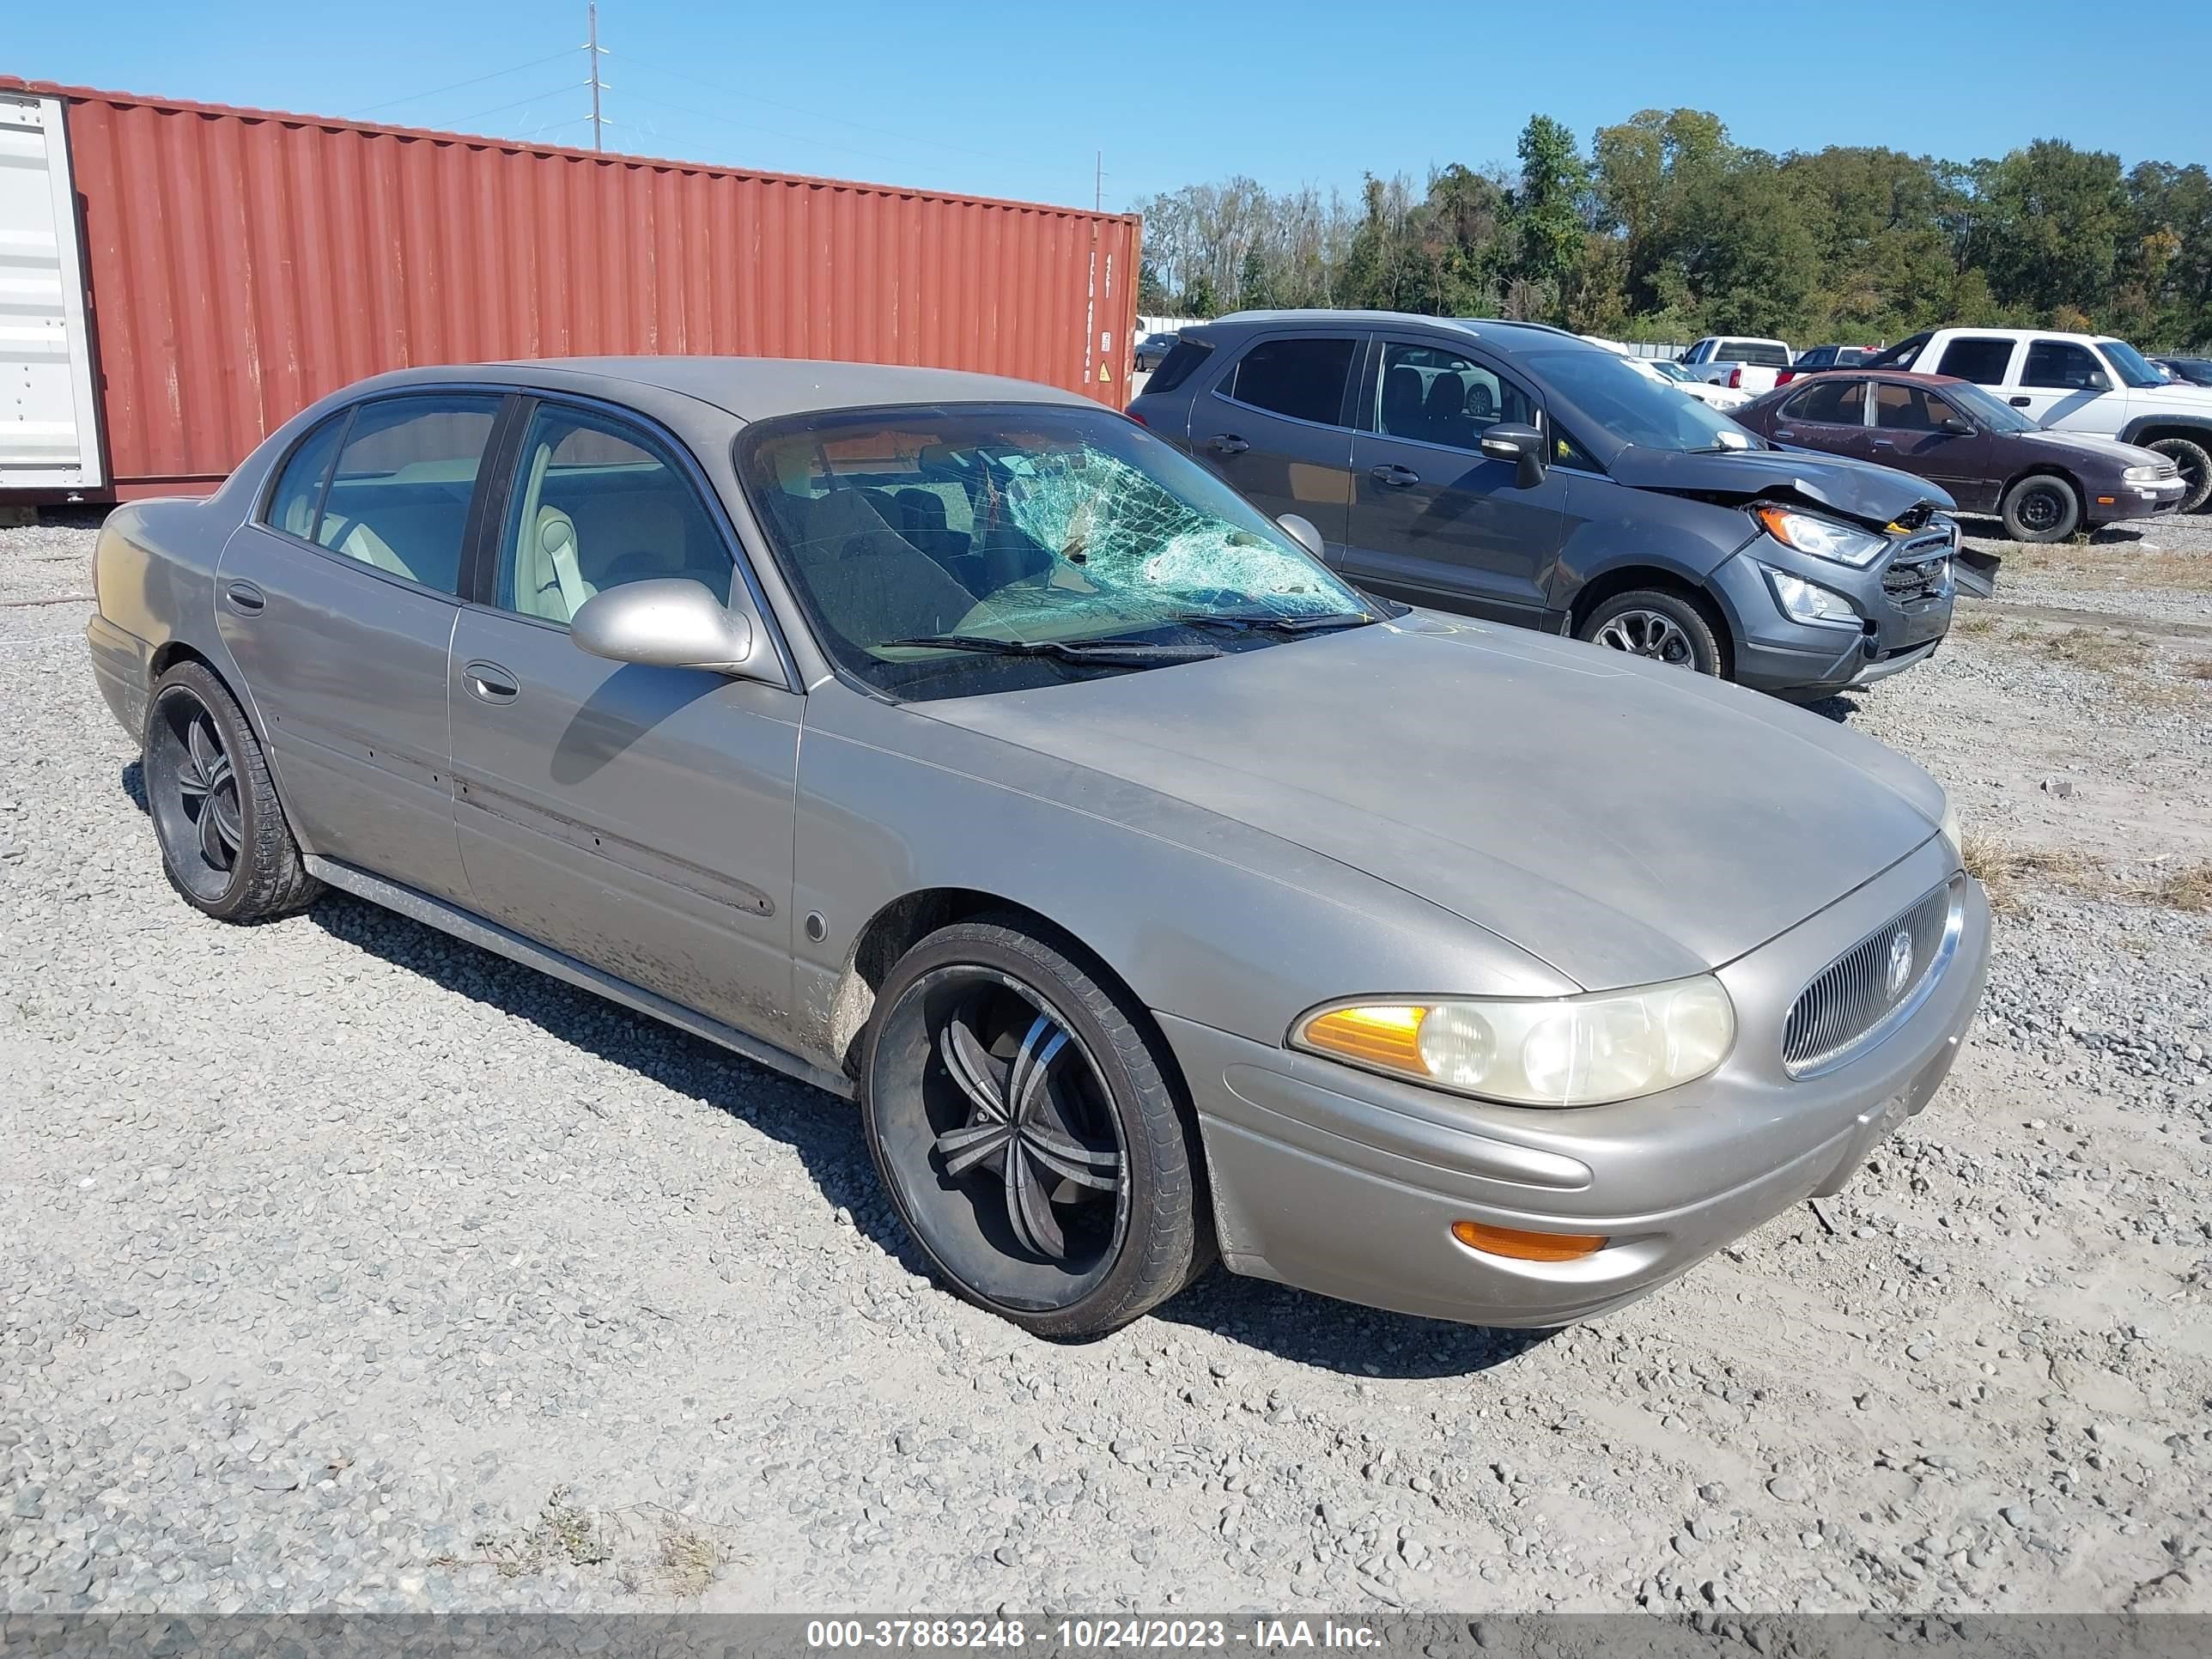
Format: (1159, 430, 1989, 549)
(344, 51, 575, 118)
(612, 85, 904, 169)
(441, 83, 593, 131)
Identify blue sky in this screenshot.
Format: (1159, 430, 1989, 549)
(10, 1, 2209, 210)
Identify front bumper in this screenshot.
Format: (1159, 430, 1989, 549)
(2088, 479, 2186, 523)
(1712, 526, 1956, 697)
(1161, 838, 1990, 1329)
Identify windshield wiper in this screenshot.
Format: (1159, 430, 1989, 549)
(1166, 610, 1379, 636)
(878, 633, 1220, 665)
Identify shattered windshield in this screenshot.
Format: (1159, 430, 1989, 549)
(736, 402, 1372, 699)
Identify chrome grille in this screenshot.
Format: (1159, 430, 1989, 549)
(1782, 880, 1960, 1075)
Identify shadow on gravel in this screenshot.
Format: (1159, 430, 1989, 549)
(115, 757, 1558, 1371)
(1796, 692, 1863, 726)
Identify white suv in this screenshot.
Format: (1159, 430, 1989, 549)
(1869, 328, 2212, 512)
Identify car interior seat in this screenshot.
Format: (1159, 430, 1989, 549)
(789, 488, 979, 647)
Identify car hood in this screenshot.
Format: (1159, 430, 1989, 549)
(2017, 429, 2166, 468)
(920, 617, 1945, 991)
(1612, 444, 1954, 524)
(2137, 383, 2212, 413)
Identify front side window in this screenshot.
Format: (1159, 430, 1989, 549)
(737, 402, 1371, 702)
(1873, 383, 1949, 431)
(263, 414, 348, 541)
(1376, 343, 1534, 448)
(1940, 380, 2037, 433)
(1934, 337, 2017, 386)
(495, 405, 732, 624)
(2021, 340, 2106, 391)
(313, 396, 501, 594)
(1782, 378, 1866, 426)
(1219, 337, 1358, 425)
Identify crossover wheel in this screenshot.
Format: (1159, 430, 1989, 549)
(860, 918, 1209, 1338)
(2145, 437, 2212, 514)
(2000, 475, 2081, 544)
(1577, 589, 1723, 676)
(143, 661, 320, 922)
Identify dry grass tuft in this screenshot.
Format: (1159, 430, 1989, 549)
(657, 1525, 723, 1598)
(1949, 611, 2001, 638)
(2044, 627, 2153, 674)
(1962, 836, 2212, 915)
(2004, 542, 2212, 592)
(2188, 658, 2212, 680)
(2151, 861, 2212, 913)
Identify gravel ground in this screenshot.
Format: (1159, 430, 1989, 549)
(3, 513, 2209, 1618)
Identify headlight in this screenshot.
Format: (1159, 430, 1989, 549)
(1753, 503, 1888, 568)
(1762, 564, 1862, 629)
(2122, 465, 2166, 483)
(1939, 800, 1963, 862)
(1291, 977, 1735, 1108)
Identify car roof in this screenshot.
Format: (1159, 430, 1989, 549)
(329, 356, 1091, 422)
(1923, 326, 2123, 346)
(1195, 310, 1589, 352)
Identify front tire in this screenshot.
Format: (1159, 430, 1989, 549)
(2145, 437, 2212, 514)
(860, 917, 1210, 1338)
(143, 661, 320, 922)
(2001, 474, 2081, 543)
(1577, 588, 1725, 677)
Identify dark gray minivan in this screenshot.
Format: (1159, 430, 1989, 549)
(1127, 311, 1960, 699)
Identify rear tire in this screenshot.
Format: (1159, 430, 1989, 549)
(1576, 588, 1725, 678)
(2000, 474, 2081, 544)
(143, 661, 320, 922)
(2146, 437, 2212, 514)
(860, 916, 1211, 1338)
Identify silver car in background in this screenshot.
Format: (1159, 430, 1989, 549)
(86, 358, 1990, 1338)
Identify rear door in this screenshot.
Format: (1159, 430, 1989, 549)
(1929, 335, 2022, 399)
(1866, 382, 1996, 511)
(1187, 331, 1360, 556)
(216, 392, 506, 902)
(1340, 335, 1572, 623)
(1766, 375, 1869, 459)
(445, 395, 802, 1038)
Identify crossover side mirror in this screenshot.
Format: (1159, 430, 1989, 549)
(1478, 422, 1549, 489)
(571, 578, 767, 678)
(1277, 513, 1328, 561)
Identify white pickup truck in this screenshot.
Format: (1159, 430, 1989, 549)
(1676, 337, 1795, 395)
(1867, 326, 2212, 512)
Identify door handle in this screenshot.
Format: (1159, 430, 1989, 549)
(2008, 396, 2031, 407)
(222, 580, 264, 617)
(1369, 464, 1420, 487)
(463, 659, 520, 702)
(1207, 434, 1249, 455)
(1870, 439, 1897, 453)
(1772, 429, 1796, 441)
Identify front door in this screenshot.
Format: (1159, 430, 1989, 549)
(1865, 382, 1998, 514)
(447, 398, 802, 1040)
(1187, 331, 1361, 558)
(216, 392, 505, 902)
(1340, 338, 1571, 623)
(2014, 338, 2112, 430)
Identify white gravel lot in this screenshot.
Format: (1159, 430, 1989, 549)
(2, 513, 2209, 1617)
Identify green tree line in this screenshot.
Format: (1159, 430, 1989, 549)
(1132, 109, 2212, 349)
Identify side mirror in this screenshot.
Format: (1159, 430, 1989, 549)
(1478, 422, 1549, 489)
(2085, 370, 2112, 392)
(571, 578, 761, 676)
(1937, 416, 1972, 436)
(1278, 513, 1328, 561)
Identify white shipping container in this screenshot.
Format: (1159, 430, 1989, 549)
(2, 96, 106, 489)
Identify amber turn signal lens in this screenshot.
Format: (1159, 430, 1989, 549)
(1299, 1004, 1428, 1072)
(1450, 1220, 1607, 1262)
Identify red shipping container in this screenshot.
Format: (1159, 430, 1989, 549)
(0, 77, 1140, 499)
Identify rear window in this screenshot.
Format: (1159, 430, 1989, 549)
(1143, 337, 1214, 395)
(1724, 341, 1792, 367)
(1220, 337, 1358, 426)
(1934, 336, 2016, 385)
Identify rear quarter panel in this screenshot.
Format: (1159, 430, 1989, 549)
(94, 495, 244, 717)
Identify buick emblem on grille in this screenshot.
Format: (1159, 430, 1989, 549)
(1885, 928, 1916, 998)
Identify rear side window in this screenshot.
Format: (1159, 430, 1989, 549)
(314, 396, 501, 595)
(1145, 337, 1214, 395)
(264, 415, 348, 541)
(1934, 337, 2016, 385)
(2021, 340, 2105, 390)
(1782, 379, 1865, 425)
(1221, 337, 1358, 425)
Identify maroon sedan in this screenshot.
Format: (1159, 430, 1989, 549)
(1734, 370, 2188, 542)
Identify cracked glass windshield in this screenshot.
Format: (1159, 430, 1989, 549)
(738, 402, 1372, 699)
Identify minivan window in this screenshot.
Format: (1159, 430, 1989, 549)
(1518, 348, 1751, 453)
(1933, 337, 2016, 385)
(1220, 337, 1358, 426)
(2021, 340, 2106, 391)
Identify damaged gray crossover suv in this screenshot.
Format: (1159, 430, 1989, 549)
(88, 357, 1990, 1338)
(1128, 313, 1961, 700)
